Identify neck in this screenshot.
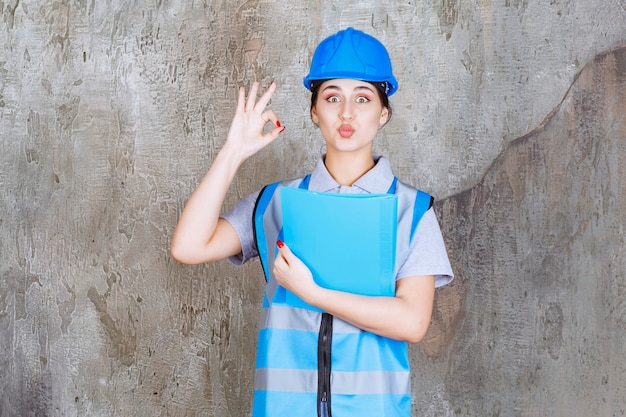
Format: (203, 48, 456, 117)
(324, 150, 375, 186)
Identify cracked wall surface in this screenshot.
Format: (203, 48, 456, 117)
(1, 1, 625, 416)
(425, 47, 626, 416)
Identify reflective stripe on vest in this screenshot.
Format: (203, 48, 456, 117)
(255, 368, 410, 395)
(252, 176, 432, 417)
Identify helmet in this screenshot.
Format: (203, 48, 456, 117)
(303, 27, 398, 96)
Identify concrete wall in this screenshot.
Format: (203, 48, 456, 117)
(1, 1, 624, 416)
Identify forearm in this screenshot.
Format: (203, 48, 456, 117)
(170, 147, 243, 264)
(306, 277, 435, 343)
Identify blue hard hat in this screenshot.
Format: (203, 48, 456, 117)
(303, 27, 398, 96)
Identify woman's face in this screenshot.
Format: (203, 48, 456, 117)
(311, 79, 389, 156)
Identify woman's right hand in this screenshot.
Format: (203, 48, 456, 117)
(222, 81, 285, 161)
(171, 80, 285, 265)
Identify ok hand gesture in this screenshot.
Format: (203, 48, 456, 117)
(223, 81, 285, 161)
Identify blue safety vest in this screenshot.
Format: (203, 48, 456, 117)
(252, 175, 433, 417)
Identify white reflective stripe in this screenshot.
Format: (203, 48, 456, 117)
(394, 181, 416, 278)
(255, 368, 410, 395)
(331, 370, 410, 395)
(261, 305, 320, 331)
(255, 368, 317, 393)
(260, 305, 362, 333)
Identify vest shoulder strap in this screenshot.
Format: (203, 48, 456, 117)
(410, 190, 434, 244)
(253, 181, 281, 282)
(253, 176, 310, 281)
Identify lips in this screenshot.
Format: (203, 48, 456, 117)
(338, 124, 355, 138)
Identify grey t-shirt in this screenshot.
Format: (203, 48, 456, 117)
(222, 156, 454, 288)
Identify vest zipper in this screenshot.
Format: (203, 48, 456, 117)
(318, 313, 333, 417)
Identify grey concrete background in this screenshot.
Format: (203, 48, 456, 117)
(1, 0, 625, 416)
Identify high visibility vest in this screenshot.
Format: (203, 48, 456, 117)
(252, 175, 433, 417)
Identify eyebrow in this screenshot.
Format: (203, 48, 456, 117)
(321, 84, 376, 94)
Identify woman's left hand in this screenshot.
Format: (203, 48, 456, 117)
(273, 241, 319, 302)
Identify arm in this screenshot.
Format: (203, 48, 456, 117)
(273, 242, 435, 343)
(170, 81, 285, 265)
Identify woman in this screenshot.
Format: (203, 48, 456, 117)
(171, 27, 453, 417)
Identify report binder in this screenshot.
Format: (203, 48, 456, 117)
(280, 186, 398, 311)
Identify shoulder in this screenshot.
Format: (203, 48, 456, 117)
(394, 179, 434, 210)
(394, 178, 428, 195)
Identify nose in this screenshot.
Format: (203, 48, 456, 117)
(340, 101, 354, 121)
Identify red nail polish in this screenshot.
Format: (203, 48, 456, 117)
(276, 240, 284, 248)
(276, 120, 281, 127)
(279, 126, 286, 133)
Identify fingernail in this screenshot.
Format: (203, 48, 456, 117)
(279, 126, 286, 133)
(276, 120, 281, 127)
(276, 240, 284, 248)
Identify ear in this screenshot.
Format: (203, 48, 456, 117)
(379, 107, 389, 125)
(311, 106, 319, 124)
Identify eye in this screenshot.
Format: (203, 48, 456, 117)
(355, 96, 370, 103)
(326, 95, 340, 103)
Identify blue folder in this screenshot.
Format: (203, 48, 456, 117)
(280, 187, 398, 311)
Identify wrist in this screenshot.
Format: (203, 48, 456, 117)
(216, 143, 246, 169)
(303, 282, 327, 307)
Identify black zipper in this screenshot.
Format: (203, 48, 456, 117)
(317, 313, 333, 417)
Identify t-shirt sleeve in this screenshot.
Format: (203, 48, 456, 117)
(396, 208, 454, 288)
(220, 190, 260, 266)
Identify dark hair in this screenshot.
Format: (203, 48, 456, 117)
(309, 80, 393, 124)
